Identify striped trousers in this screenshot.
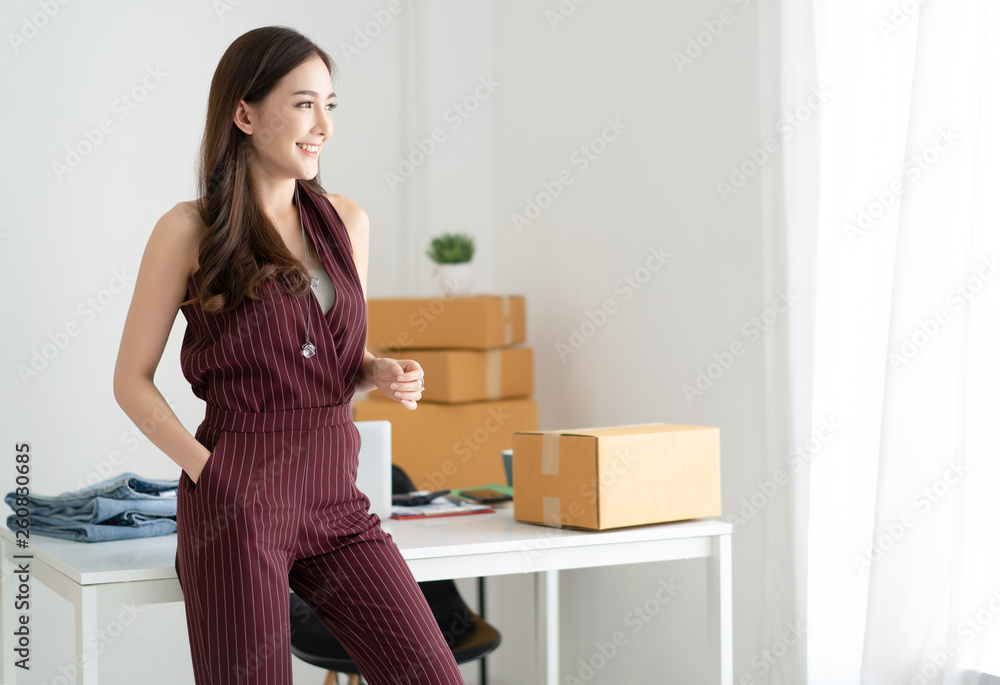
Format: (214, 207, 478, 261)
(174, 403, 464, 684)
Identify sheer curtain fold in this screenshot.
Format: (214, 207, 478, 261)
(777, 0, 1000, 683)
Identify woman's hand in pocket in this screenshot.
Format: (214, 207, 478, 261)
(188, 450, 211, 486)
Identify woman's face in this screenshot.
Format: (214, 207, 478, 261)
(237, 54, 335, 184)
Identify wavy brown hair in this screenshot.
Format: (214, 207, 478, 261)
(180, 26, 335, 313)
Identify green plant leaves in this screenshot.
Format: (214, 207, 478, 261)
(426, 233, 476, 264)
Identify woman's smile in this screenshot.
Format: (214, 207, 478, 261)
(296, 141, 320, 157)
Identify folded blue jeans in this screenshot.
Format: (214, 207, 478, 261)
(4, 471, 180, 542)
(5, 512, 178, 542)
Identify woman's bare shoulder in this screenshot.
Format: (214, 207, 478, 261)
(143, 200, 207, 279)
(159, 200, 209, 279)
(322, 193, 369, 294)
(173, 199, 208, 229)
(322, 193, 370, 236)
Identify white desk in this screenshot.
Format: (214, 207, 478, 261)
(1, 506, 732, 684)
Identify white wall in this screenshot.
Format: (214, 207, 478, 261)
(0, 0, 779, 683)
(487, 2, 775, 683)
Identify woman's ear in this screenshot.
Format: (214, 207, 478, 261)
(233, 100, 254, 135)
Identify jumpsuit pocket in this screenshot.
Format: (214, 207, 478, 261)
(188, 430, 225, 494)
(186, 455, 210, 494)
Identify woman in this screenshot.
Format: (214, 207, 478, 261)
(112, 25, 464, 685)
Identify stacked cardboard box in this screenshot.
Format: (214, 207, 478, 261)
(351, 295, 538, 491)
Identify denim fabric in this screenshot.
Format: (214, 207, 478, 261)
(3, 471, 179, 543)
(5, 512, 177, 542)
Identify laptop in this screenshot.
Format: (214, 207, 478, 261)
(353, 420, 392, 521)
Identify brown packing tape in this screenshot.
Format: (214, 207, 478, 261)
(485, 349, 502, 399)
(543, 496, 562, 528)
(541, 431, 561, 475)
(502, 297, 512, 345)
(536, 432, 562, 527)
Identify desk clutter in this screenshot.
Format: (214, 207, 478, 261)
(353, 295, 538, 491)
(388, 464, 501, 521)
(389, 491, 495, 520)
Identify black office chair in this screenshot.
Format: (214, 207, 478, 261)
(288, 465, 502, 684)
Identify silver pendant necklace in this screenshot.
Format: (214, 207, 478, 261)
(295, 182, 318, 359)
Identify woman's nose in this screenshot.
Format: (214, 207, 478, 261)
(317, 109, 332, 134)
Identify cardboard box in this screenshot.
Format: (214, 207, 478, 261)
(351, 397, 538, 491)
(511, 424, 721, 530)
(367, 295, 525, 350)
(364, 347, 534, 403)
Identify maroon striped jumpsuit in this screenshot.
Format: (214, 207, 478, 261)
(173, 179, 464, 685)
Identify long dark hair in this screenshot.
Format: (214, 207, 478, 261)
(180, 26, 335, 313)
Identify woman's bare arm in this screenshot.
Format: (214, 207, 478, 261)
(326, 193, 378, 393)
(324, 193, 421, 408)
(112, 203, 211, 483)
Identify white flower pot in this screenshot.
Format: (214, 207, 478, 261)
(435, 262, 473, 296)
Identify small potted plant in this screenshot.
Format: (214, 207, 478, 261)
(426, 232, 476, 296)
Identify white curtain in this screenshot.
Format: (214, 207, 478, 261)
(777, 0, 1000, 683)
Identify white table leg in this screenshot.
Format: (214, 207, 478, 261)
(78, 585, 100, 685)
(1, 539, 19, 684)
(706, 533, 733, 685)
(534, 569, 559, 685)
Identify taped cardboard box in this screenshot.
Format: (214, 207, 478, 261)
(367, 295, 525, 350)
(363, 347, 534, 403)
(512, 424, 720, 530)
(352, 397, 538, 491)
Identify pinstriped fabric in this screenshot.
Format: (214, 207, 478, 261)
(173, 180, 463, 684)
(179, 179, 366, 411)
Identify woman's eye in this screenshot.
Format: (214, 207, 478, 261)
(297, 101, 337, 112)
